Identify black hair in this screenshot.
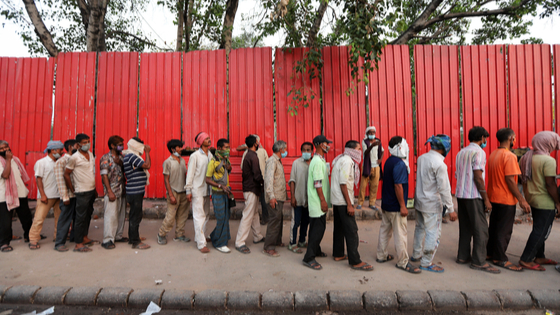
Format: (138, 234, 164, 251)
(301, 142, 314, 151)
(496, 128, 515, 143)
(468, 126, 490, 142)
(47, 149, 52, 154)
(64, 139, 77, 152)
(75, 133, 90, 143)
(108, 135, 124, 150)
(195, 132, 202, 143)
(132, 137, 144, 144)
(389, 136, 403, 148)
(245, 135, 257, 149)
(167, 139, 184, 153)
(345, 140, 360, 149)
(217, 138, 229, 149)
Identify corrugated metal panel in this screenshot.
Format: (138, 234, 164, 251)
(509, 45, 553, 148)
(275, 48, 321, 156)
(94, 52, 139, 196)
(369, 45, 415, 198)
(415, 45, 460, 192)
(554, 45, 560, 172)
(25, 151, 44, 200)
(183, 50, 227, 148)
(138, 52, 182, 198)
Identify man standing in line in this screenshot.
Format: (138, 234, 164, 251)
(0, 141, 33, 252)
(331, 140, 373, 271)
(455, 126, 499, 273)
(235, 135, 265, 254)
(287, 142, 313, 254)
(238, 135, 269, 224)
(64, 134, 99, 253)
(28, 141, 65, 249)
(157, 139, 191, 245)
(262, 140, 288, 257)
(411, 135, 457, 273)
(54, 139, 78, 252)
(302, 135, 332, 270)
(186, 132, 213, 253)
(100, 135, 128, 250)
(358, 126, 383, 210)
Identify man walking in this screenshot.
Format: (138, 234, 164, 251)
(54, 139, 78, 252)
(358, 126, 383, 210)
(235, 135, 265, 254)
(288, 142, 313, 254)
(186, 132, 213, 253)
(411, 135, 457, 273)
(262, 140, 288, 257)
(331, 140, 373, 271)
(29, 141, 65, 249)
(100, 135, 128, 250)
(64, 134, 99, 253)
(455, 127, 499, 273)
(302, 135, 332, 270)
(157, 139, 190, 245)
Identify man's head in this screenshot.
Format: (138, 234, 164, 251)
(0, 140, 10, 157)
(245, 135, 257, 150)
(389, 136, 409, 160)
(496, 128, 516, 149)
(468, 126, 489, 147)
(217, 138, 230, 150)
(76, 133, 91, 152)
(108, 135, 124, 152)
(167, 139, 184, 154)
(132, 136, 144, 144)
(425, 134, 451, 157)
(253, 134, 261, 147)
(195, 132, 211, 147)
(365, 126, 376, 140)
(64, 139, 78, 154)
(45, 141, 64, 159)
(313, 135, 333, 154)
(345, 140, 361, 151)
(389, 136, 403, 149)
(272, 140, 287, 158)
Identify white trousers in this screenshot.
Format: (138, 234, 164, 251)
(192, 195, 210, 249)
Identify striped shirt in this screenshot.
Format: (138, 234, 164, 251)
(124, 153, 147, 195)
(54, 154, 74, 201)
(455, 143, 486, 199)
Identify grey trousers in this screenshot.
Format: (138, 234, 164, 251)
(103, 195, 127, 244)
(264, 201, 284, 250)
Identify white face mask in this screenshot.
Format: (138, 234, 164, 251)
(389, 139, 410, 174)
(173, 152, 181, 157)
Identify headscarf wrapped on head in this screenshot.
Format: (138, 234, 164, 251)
(362, 126, 383, 177)
(389, 138, 410, 174)
(123, 138, 150, 185)
(363, 126, 376, 140)
(43, 140, 64, 153)
(196, 132, 209, 146)
(425, 134, 451, 157)
(519, 131, 560, 184)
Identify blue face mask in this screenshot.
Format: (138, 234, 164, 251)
(368, 135, 375, 140)
(302, 152, 312, 160)
(281, 151, 288, 158)
(480, 141, 487, 149)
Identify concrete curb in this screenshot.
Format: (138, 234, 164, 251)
(0, 286, 559, 312)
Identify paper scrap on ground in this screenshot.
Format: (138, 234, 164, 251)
(21, 306, 54, 315)
(139, 301, 161, 315)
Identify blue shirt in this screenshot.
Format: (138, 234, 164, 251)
(124, 153, 147, 195)
(381, 156, 408, 212)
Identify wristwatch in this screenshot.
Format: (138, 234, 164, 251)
(218, 184, 222, 189)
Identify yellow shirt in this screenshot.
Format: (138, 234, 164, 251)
(206, 157, 230, 192)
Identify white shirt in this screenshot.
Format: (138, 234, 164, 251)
(34, 155, 60, 199)
(0, 159, 29, 202)
(414, 150, 454, 213)
(362, 138, 384, 167)
(66, 151, 96, 193)
(185, 148, 213, 197)
(330, 155, 355, 206)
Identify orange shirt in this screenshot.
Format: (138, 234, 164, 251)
(487, 148, 521, 205)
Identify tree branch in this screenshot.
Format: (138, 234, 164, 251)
(22, 0, 58, 56)
(391, 0, 444, 45)
(306, 0, 328, 47)
(106, 30, 169, 51)
(76, 0, 90, 32)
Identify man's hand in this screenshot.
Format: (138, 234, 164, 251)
(320, 199, 328, 213)
(270, 198, 277, 208)
(144, 144, 151, 153)
(400, 206, 408, 217)
(291, 195, 296, 208)
(484, 199, 492, 213)
(40, 195, 48, 204)
(555, 203, 560, 217)
(223, 186, 232, 194)
(377, 159, 382, 165)
(520, 200, 531, 214)
(169, 194, 177, 205)
(187, 194, 192, 202)
(63, 200, 70, 206)
(448, 212, 458, 222)
(94, 190, 99, 199)
(347, 204, 355, 216)
(108, 191, 116, 202)
(5, 150, 12, 160)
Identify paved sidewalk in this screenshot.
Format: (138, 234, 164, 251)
(1, 217, 559, 292)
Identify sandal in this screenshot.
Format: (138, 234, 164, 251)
(303, 260, 322, 270)
(114, 237, 129, 243)
(470, 263, 501, 273)
(396, 263, 421, 274)
(12, 235, 22, 240)
(519, 261, 545, 271)
(236, 245, 251, 254)
(54, 245, 69, 252)
(376, 254, 394, 263)
(29, 243, 40, 250)
(456, 258, 471, 264)
(334, 255, 348, 261)
(101, 242, 115, 250)
(1, 245, 13, 252)
(132, 242, 151, 250)
(351, 262, 374, 271)
(253, 237, 265, 244)
(199, 247, 210, 253)
(535, 258, 558, 265)
(493, 261, 522, 272)
(262, 250, 280, 257)
(73, 246, 92, 253)
(84, 240, 100, 247)
(317, 252, 327, 258)
(288, 244, 303, 254)
(297, 241, 308, 248)
(410, 256, 421, 262)
(420, 264, 444, 273)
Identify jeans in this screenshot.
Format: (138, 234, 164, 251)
(303, 214, 326, 263)
(126, 193, 144, 246)
(520, 207, 556, 262)
(412, 211, 442, 267)
(0, 199, 33, 246)
(290, 206, 309, 245)
(55, 198, 76, 247)
(74, 190, 96, 244)
(333, 205, 361, 265)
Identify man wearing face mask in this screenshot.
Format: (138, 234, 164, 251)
(205, 139, 233, 253)
(28, 141, 65, 250)
(186, 132, 213, 253)
(65, 133, 99, 252)
(238, 135, 269, 224)
(157, 139, 190, 246)
(486, 128, 530, 271)
(358, 126, 383, 211)
(455, 126, 499, 273)
(411, 135, 457, 273)
(262, 140, 288, 257)
(100, 135, 128, 250)
(54, 139, 78, 252)
(0, 141, 33, 253)
(287, 142, 313, 253)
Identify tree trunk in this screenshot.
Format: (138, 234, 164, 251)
(185, 0, 194, 51)
(176, 0, 185, 51)
(97, 0, 107, 51)
(86, 0, 102, 51)
(220, 0, 239, 54)
(306, 0, 328, 47)
(391, 0, 443, 45)
(22, 0, 58, 57)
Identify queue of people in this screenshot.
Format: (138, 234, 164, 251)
(1, 126, 559, 275)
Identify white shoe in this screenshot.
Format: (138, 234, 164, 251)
(217, 246, 231, 253)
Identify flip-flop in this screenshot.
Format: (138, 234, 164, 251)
(317, 252, 327, 258)
(29, 243, 40, 250)
(54, 245, 69, 252)
(84, 240, 100, 247)
(376, 254, 394, 263)
(132, 243, 151, 250)
(235, 245, 251, 254)
(535, 258, 558, 265)
(303, 260, 322, 270)
(519, 263, 545, 271)
(288, 244, 303, 254)
(253, 237, 265, 244)
(410, 256, 421, 262)
(1, 245, 13, 252)
(470, 264, 501, 274)
(456, 258, 471, 264)
(73, 246, 92, 253)
(493, 261, 523, 272)
(114, 237, 129, 243)
(262, 250, 280, 257)
(396, 263, 421, 274)
(12, 235, 22, 240)
(420, 264, 444, 273)
(334, 255, 348, 261)
(351, 263, 374, 271)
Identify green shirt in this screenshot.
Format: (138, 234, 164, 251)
(525, 155, 557, 210)
(307, 154, 331, 218)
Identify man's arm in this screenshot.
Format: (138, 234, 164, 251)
(544, 176, 560, 216)
(141, 145, 151, 169)
(185, 154, 196, 200)
(36, 177, 48, 204)
(252, 155, 264, 185)
(54, 161, 70, 203)
(236, 144, 248, 151)
(435, 163, 457, 221)
(265, 160, 276, 207)
(1, 151, 12, 179)
(473, 170, 491, 211)
(506, 175, 530, 213)
(101, 175, 116, 201)
(394, 184, 408, 217)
